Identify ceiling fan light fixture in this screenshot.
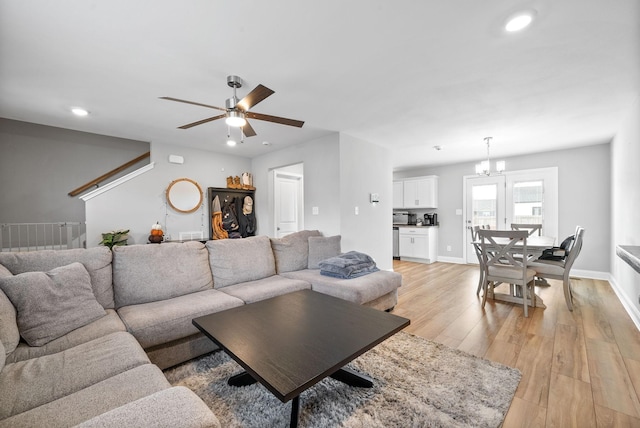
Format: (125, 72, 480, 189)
(225, 111, 247, 127)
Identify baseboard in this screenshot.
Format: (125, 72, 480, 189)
(436, 256, 466, 264)
(608, 275, 640, 331)
(570, 269, 610, 280)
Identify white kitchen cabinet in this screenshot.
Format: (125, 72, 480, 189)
(398, 226, 438, 263)
(393, 181, 404, 209)
(401, 176, 438, 208)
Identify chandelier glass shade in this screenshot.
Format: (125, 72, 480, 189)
(475, 137, 505, 176)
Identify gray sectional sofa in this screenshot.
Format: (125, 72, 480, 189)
(0, 230, 401, 427)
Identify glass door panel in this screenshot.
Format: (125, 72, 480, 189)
(465, 175, 505, 263)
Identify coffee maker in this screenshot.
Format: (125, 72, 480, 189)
(424, 213, 438, 225)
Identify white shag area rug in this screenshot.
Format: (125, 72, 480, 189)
(164, 332, 521, 427)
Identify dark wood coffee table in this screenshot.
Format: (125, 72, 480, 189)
(192, 289, 409, 427)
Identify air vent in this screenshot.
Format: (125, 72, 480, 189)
(179, 231, 204, 241)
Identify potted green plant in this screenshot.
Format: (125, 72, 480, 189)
(100, 229, 129, 250)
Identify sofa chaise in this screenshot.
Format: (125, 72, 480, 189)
(0, 230, 401, 427)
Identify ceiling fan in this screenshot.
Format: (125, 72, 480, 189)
(160, 75, 304, 138)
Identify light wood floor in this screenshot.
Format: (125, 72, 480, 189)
(391, 260, 640, 428)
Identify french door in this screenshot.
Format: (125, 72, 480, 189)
(465, 176, 506, 263)
(464, 167, 558, 263)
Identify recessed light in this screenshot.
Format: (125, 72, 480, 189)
(505, 10, 536, 32)
(262, 141, 271, 146)
(226, 139, 237, 147)
(433, 145, 442, 151)
(71, 107, 89, 117)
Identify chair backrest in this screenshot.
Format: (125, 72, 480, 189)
(469, 225, 480, 241)
(478, 229, 530, 272)
(563, 227, 585, 271)
(469, 226, 482, 258)
(511, 223, 542, 237)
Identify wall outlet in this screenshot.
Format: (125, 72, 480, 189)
(312, 206, 319, 215)
(355, 206, 359, 215)
(447, 245, 452, 252)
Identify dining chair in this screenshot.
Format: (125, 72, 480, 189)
(468, 226, 484, 295)
(478, 229, 538, 317)
(528, 226, 585, 311)
(511, 223, 542, 237)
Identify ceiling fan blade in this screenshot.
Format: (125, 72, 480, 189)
(235, 85, 274, 112)
(178, 114, 226, 129)
(246, 112, 304, 128)
(242, 120, 257, 137)
(160, 97, 226, 112)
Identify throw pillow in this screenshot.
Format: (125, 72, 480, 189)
(270, 230, 322, 273)
(308, 235, 342, 269)
(0, 262, 106, 347)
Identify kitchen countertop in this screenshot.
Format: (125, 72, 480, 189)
(616, 245, 640, 275)
(393, 224, 439, 228)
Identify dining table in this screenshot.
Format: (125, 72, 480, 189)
(473, 234, 556, 309)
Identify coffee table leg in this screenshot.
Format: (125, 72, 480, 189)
(290, 395, 300, 428)
(330, 366, 373, 388)
(228, 371, 258, 387)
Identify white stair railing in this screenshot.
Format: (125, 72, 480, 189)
(0, 222, 86, 252)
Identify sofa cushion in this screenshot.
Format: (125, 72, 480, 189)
(280, 269, 402, 305)
(117, 289, 244, 349)
(0, 247, 114, 309)
(0, 288, 19, 357)
(206, 235, 276, 288)
(220, 275, 311, 304)
(6, 309, 126, 364)
(75, 386, 220, 428)
(308, 235, 341, 269)
(0, 262, 106, 347)
(0, 331, 150, 418)
(0, 364, 170, 428)
(0, 340, 4, 372)
(270, 230, 322, 273)
(0, 264, 11, 279)
(112, 242, 213, 308)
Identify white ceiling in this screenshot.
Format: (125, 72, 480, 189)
(1, 1, 638, 171)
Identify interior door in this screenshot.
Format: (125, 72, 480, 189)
(465, 175, 506, 263)
(274, 171, 303, 238)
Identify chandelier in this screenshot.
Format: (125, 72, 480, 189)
(475, 137, 505, 176)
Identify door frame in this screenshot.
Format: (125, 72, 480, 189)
(462, 167, 559, 264)
(272, 169, 304, 238)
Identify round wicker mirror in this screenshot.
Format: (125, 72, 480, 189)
(166, 178, 203, 213)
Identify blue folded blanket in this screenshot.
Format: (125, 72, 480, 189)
(318, 251, 379, 279)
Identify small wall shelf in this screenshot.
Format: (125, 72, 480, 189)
(207, 187, 256, 240)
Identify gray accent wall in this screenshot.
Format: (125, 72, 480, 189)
(394, 143, 612, 274)
(0, 118, 149, 223)
(611, 95, 640, 323)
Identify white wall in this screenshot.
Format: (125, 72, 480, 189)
(395, 143, 612, 275)
(251, 132, 394, 271)
(85, 141, 250, 246)
(610, 95, 640, 324)
(339, 133, 393, 270)
(251, 133, 342, 238)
